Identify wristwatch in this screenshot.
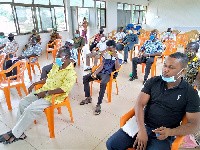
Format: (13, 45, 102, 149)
(45, 91, 49, 96)
(115, 57, 119, 60)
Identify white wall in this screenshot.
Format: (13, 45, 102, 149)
(146, 0, 200, 32)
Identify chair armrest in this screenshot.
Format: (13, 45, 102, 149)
(29, 56, 38, 63)
(92, 64, 101, 72)
(51, 93, 65, 105)
(35, 84, 44, 90)
(120, 108, 135, 128)
(110, 66, 122, 79)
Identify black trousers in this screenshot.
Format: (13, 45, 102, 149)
(132, 56, 154, 80)
(5, 59, 18, 77)
(83, 73, 110, 105)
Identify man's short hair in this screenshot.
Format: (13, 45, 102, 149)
(169, 52, 189, 68)
(188, 42, 199, 52)
(119, 27, 123, 31)
(151, 29, 157, 34)
(106, 40, 116, 48)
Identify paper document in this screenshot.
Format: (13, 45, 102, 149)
(121, 116, 139, 138)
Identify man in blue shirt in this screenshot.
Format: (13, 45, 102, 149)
(129, 30, 163, 84)
(80, 40, 123, 115)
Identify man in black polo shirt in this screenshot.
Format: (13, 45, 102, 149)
(106, 52, 200, 150)
(80, 40, 123, 115)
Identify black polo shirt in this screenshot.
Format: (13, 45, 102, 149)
(142, 76, 200, 129)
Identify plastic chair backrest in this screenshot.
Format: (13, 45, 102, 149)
(163, 40, 177, 54)
(0, 53, 6, 71)
(177, 34, 188, 43)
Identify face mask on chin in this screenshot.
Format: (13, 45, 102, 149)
(161, 69, 184, 82)
(55, 58, 64, 66)
(167, 32, 171, 36)
(0, 35, 4, 39)
(109, 51, 113, 56)
(75, 34, 80, 37)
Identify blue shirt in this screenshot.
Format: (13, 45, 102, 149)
(140, 40, 163, 54)
(100, 52, 123, 75)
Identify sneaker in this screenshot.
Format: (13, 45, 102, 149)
(84, 67, 92, 71)
(123, 61, 127, 64)
(129, 76, 138, 81)
(94, 104, 101, 115)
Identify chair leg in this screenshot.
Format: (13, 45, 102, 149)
(44, 107, 55, 138)
(115, 81, 119, 95)
(16, 87, 22, 97)
(107, 81, 112, 103)
(46, 51, 48, 59)
(27, 64, 32, 81)
(31, 65, 35, 74)
(57, 107, 61, 114)
(21, 84, 28, 95)
(65, 98, 74, 123)
(78, 52, 80, 66)
(142, 64, 145, 73)
(162, 55, 164, 63)
(90, 81, 93, 96)
(37, 63, 42, 74)
(130, 50, 132, 62)
(4, 87, 12, 110)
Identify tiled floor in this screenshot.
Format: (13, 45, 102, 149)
(0, 45, 199, 150)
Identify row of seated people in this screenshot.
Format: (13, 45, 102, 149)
(0, 39, 199, 149)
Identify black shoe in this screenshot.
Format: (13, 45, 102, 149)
(143, 79, 147, 85)
(129, 76, 138, 81)
(84, 67, 92, 71)
(123, 60, 127, 64)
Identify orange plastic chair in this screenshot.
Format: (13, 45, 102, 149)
(134, 37, 147, 52)
(0, 53, 6, 71)
(0, 60, 28, 110)
(144, 31, 151, 39)
(34, 84, 74, 138)
(46, 39, 61, 60)
(162, 40, 177, 63)
(120, 108, 188, 150)
(139, 56, 158, 77)
(90, 65, 122, 103)
(52, 39, 62, 63)
(27, 56, 42, 81)
(6, 47, 19, 61)
(177, 34, 188, 49)
(78, 48, 84, 66)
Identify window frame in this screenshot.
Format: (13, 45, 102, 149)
(97, 1, 106, 28)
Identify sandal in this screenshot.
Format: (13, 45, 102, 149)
(80, 97, 92, 105)
(3, 133, 27, 145)
(94, 104, 101, 115)
(0, 130, 13, 143)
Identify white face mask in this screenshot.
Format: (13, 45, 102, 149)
(161, 68, 184, 82)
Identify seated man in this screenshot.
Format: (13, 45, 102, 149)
(80, 40, 123, 115)
(6, 37, 42, 77)
(0, 49, 77, 144)
(40, 41, 77, 80)
(0, 32, 7, 50)
(114, 27, 126, 42)
(73, 30, 85, 53)
(0, 33, 19, 69)
(23, 29, 40, 51)
(129, 30, 163, 84)
(48, 28, 60, 48)
(89, 28, 105, 52)
(107, 52, 200, 150)
(117, 30, 138, 64)
(84, 36, 107, 71)
(161, 28, 176, 42)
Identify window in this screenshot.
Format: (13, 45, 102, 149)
(0, 0, 67, 35)
(15, 6, 34, 33)
(96, 1, 100, 8)
(124, 4, 130, 10)
(100, 1, 105, 8)
(83, 0, 94, 8)
(98, 1, 106, 28)
(0, 4, 16, 35)
(133, 5, 147, 25)
(50, 0, 63, 5)
(70, 0, 82, 7)
(117, 3, 123, 10)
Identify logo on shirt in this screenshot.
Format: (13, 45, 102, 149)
(177, 95, 181, 100)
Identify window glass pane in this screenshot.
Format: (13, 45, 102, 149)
(100, 9, 105, 27)
(15, 6, 34, 33)
(36, 7, 42, 32)
(50, 0, 63, 5)
(144, 6, 147, 10)
(51, 8, 56, 28)
(100, 1, 105, 8)
(34, 0, 49, 5)
(54, 7, 66, 30)
(135, 5, 140, 10)
(70, 0, 82, 7)
(143, 11, 146, 24)
(140, 6, 144, 10)
(0, 4, 16, 35)
(134, 11, 139, 24)
(97, 8, 100, 26)
(84, 0, 94, 7)
(124, 4, 130, 10)
(132, 11, 135, 24)
(14, 0, 32, 4)
(117, 3, 123, 10)
(96, 1, 100, 8)
(40, 7, 53, 31)
(132, 4, 135, 10)
(0, 0, 12, 2)
(139, 11, 143, 24)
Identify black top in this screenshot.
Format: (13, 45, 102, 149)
(142, 76, 200, 129)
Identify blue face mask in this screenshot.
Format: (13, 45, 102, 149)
(55, 58, 64, 66)
(75, 34, 80, 37)
(0, 35, 4, 39)
(161, 69, 183, 82)
(167, 32, 171, 36)
(150, 35, 155, 40)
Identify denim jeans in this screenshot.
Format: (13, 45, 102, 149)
(106, 126, 175, 150)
